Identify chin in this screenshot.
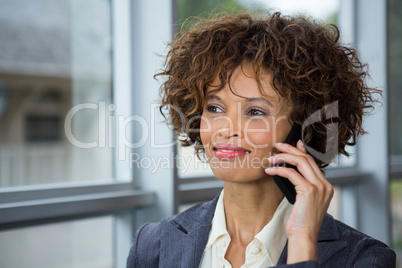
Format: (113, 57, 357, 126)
(210, 167, 268, 183)
(206, 152, 270, 179)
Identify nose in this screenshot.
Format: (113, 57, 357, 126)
(216, 110, 244, 139)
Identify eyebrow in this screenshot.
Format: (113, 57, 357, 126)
(207, 94, 274, 107)
(245, 97, 274, 107)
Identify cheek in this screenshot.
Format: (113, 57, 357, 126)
(245, 131, 273, 153)
(200, 115, 223, 146)
(244, 120, 273, 149)
(244, 119, 289, 153)
(199, 115, 211, 145)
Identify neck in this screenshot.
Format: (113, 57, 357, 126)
(223, 177, 284, 246)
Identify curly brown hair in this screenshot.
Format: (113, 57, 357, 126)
(156, 12, 381, 169)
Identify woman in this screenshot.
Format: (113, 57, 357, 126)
(127, 12, 396, 267)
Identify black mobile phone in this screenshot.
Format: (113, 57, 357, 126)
(272, 123, 302, 205)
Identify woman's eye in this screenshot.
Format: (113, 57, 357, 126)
(206, 105, 223, 113)
(247, 109, 266, 116)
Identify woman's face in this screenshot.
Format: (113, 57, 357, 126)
(200, 63, 293, 183)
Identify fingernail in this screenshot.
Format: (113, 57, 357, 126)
(298, 139, 302, 144)
(299, 139, 305, 147)
(268, 156, 273, 162)
(275, 143, 282, 147)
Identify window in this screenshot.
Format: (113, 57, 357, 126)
(0, 1, 154, 267)
(0, 0, 113, 187)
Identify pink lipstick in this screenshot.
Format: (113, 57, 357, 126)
(213, 143, 251, 159)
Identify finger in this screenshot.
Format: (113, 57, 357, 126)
(268, 154, 332, 195)
(265, 166, 309, 189)
(297, 139, 306, 152)
(265, 165, 334, 204)
(274, 153, 333, 191)
(268, 153, 318, 185)
(296, 140, 322, 174)
(275, 142, 325, 180)
(275, 141, 305, 155)
(296, 141, 328, 180)
(272, 152, 332, 192)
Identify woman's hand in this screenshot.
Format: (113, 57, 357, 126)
(265, 140, 334, 264)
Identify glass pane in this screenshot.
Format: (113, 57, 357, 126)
(332, 145, 356, 168)
(249, 0, 338, 24)
(177, 0, 338, 25)
(388, 0, 402, 159)
(0, 0, 114, 187)
(391, 179, 402, 267)
(177, 0, 248, 22)
(176, 0, 345, 178)
(0, 216, 113, 268)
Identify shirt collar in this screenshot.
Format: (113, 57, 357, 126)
(204, 189, 292, 260)
(204, 190, 228, 250)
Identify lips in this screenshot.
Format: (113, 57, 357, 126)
(213, 143, 251, 159)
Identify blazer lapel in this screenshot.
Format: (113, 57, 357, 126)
(160, 195, 220, 268)
(277, 214, 347, 265)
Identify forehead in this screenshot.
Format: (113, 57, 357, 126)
(206, 62, 287, 106)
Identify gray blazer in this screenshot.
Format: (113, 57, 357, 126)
(127, 194, 396, 267)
